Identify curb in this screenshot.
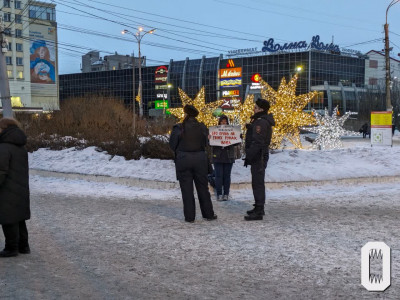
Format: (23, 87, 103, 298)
(30, 169, 400, 190)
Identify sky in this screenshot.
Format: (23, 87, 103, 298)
(47, 0, 400, 75)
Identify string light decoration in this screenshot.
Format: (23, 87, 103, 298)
(305, 107, 360, 150)
(260, 74, 317, 149)
(167, 87, 224, 127)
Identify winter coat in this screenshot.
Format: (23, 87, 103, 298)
(211, 145, 235, 164)
(0, 125, 30, 224)
(169, 117, 208, 154)
(245, 111, 275, 165)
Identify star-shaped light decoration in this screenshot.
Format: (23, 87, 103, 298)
(167, 87, 223, 127)
(260, 74, 317, 149)
(305, 107, 360, 150)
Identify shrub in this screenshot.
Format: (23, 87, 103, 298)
(141, 137, 174, 160)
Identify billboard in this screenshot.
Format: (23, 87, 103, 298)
(29, 26, 56, 84)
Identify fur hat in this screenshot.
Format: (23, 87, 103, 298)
(184, 104, 199, 117)
(255, 98, 270, 112)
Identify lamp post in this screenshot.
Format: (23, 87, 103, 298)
(384, 0, 399, 111)
(122, 27, 156, 117)
(163, 83, 172, 117)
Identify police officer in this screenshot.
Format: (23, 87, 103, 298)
(244, 98, 275, 221)
(169, 105, 217, 223)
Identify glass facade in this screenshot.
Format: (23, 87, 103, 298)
(60, 50, 367, 116)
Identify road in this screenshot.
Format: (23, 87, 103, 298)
(1, 181, 400, 299)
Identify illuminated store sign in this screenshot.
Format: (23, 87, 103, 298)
(226, 59, 235, 68)
(250, 73, 262, 90)
(155, 66, 168, 84)
(220, 67, 242, 78)
(220, 78, 242, 87)
(222, 90, 240, 97)
(251, 73, 261, 83)
(262, 35, 340, 53)
(220, 99, 241, 109)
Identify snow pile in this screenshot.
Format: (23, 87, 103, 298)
(29, 135, 400, 183)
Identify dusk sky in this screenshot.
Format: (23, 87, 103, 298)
(50, 0, 400, 74)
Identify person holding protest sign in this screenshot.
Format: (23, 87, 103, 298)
(210, 115, 237, 201)
(169, 105, 217, 223)
(243, 98, 275, 221)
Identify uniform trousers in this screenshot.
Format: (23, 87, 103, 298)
(176, 151, 215, 221)
(250, 159, 267, 206)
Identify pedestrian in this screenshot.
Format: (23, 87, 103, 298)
(169, 105, 217, 223)
(211, 115, 236, 201)
(0, 118, 30, 257)
(243, 98, 275, 221)
(360, 123, 369, 138)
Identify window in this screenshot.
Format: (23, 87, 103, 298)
(6, 56, 12, 65)
(16, 57, 23, 66)
(15, 1, 22, 9)
(15, 29, 22, 38)
(7, 70, 12, 78)
(15, 15, 22, 24)
(17, 71, 23, 79)
(7, 42, 12, 51)
(16, 43, 23, 52)
(4, 12, 11, 22)
(369, 77, 378, 85)
(29, 9, 36, 18)
(46, 12, 51, 20)
(3, 0, 10, 8)
(369, 60, 378, 68)
(4, 28, 11, 36)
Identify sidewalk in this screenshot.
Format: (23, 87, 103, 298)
(30, 168, 400, 190)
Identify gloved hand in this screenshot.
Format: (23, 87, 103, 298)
(243, 158, 249, 168)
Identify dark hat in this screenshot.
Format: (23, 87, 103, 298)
(184, 104, 199, 117)
(218, 114, 229, 125)
(256, 98, 270, 111)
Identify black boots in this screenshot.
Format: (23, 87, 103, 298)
(245, 205, 264, 221)
(204, 215, 218, 221)
(0, 248, 18, 257)
(246, 204, 265, 216)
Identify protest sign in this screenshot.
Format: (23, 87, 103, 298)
(209, 125, 242, 146)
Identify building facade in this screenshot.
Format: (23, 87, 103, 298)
(1, 0, 59, 112)
(61, 47, 372, 117)
(365, 50, 400, 87)
(81, 51, 145, 73)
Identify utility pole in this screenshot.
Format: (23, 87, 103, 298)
(0, 17, 13, 118)
(384, 22, 392, 111)
(384, 0, 399, 111)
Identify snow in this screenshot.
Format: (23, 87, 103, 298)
(29, 133, 400, 184)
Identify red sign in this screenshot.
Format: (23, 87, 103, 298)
(155, 66, 168, 84)
(222, 90, 240, 97)
(251, 73, 261, 83)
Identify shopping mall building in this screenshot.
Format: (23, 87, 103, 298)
(59, 35, 400, 116)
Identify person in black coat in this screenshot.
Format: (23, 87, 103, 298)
(244, 98, 275, 221)
(211, 115, 236, 201)
(0, 118, 30, 257)
(169, 105, 217, 223)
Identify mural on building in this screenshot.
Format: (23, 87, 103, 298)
(30, 39, 56, 84)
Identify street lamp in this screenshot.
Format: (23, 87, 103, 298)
(122, 27, 156, 117)
(384, 0, 399, 111)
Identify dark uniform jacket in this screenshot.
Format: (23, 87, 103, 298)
(169, 117, 208, 154)
(245, 111, 275, 165)
(0, 125, 30, 224)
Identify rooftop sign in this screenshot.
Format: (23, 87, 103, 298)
(262, 35, 340, 53)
